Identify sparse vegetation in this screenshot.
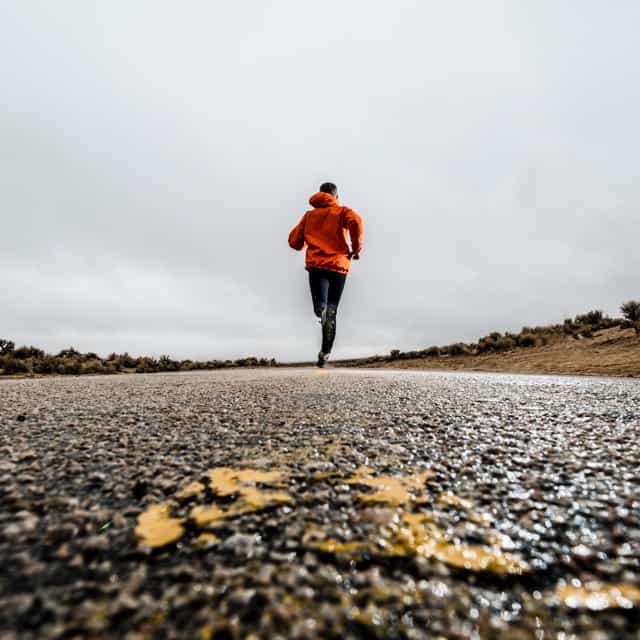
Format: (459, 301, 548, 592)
(0, 341, 277, 378)
(334, 299, 638, 369)
(446, 343, 471, 357)
(518, 333, 538, 348)
(621, 300, 640, 335)
(0, 339, 15, 355)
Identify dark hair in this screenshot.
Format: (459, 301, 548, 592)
(319, 182, 338, 196)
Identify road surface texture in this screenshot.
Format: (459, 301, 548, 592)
(1, 368, 639, 639)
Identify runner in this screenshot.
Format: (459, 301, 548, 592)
(288, 182, 364, 367)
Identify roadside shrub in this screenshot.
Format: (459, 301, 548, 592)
(423, 346, 440, 358)
(57, 347, 81, 358)
(0, 339, 15, 355)
(495, 336, 517, 351)
(477, 337, 495, 354)
(235, 357, 259, 367)
(136, 357, 159, 373)
(0, 355, 30, 374)
(389, 349, 401, 360)
(601, 316, 620, 329)
(81, 359, 107, 374)
(447, 343, 470, 357)
(61, 358, 82, 375)
(116, 352, 138, 368)
(33, 356, 58, 374)
(518, 333, 537, 348)
(576, 326, 593, 339)
(13, 345, 44, 360)
(575, 310, 604, 327)
(158, 355, 181, 371)
(621, 300, 640, 335)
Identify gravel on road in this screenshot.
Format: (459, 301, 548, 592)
(1, 368, 639, 639)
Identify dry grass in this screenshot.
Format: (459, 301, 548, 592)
(354, 327, 640, 378)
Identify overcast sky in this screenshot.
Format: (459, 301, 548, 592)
(2, 1, 639, 361)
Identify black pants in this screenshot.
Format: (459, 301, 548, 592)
(308, 268, 347, 354)
(308, 268, 347, 317)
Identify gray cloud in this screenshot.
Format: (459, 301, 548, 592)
(2, 1, 639, 360)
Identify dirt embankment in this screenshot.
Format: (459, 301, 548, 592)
(346, 327, 640, 377)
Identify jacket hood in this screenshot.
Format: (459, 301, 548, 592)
(309, 192, 337, 208)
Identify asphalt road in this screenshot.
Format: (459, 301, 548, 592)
(1, 368, 639, 639)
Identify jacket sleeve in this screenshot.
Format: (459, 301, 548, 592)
(343, 207, 363, 254)
(288, 212, 307, 250)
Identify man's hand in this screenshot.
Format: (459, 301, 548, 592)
(349, 252, 360, 261)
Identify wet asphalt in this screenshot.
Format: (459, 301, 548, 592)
(1, 368, 639, 639)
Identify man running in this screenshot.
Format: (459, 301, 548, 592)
(288, 182, 364, 367)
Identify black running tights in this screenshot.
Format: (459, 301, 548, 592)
(308, 268, 347, 318)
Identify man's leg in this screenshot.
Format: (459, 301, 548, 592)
(308, 269, 329, 319)
(321, 271, 347, 356)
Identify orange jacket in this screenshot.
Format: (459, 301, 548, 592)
(288, 192, 364, 274)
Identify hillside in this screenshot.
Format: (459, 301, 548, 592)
(338, 322, 640, 378)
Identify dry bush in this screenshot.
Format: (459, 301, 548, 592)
(33, 356, 58, 374)
(0, 339, 15, 355)
(158, 355, 181, 371)
(81, 360, 108, 374)
(563, 318, 575, 334)
(13, 346, 44, 360)
(235, 357, 259, 367)
(57, 347, 81, 358)
(517, 333, 537, 348)
(135, 358, 159, 373)
(60, 358, 82, 375)
(447, 343, 470, 357)
(477, 333, 515, 353)
(496, 336, 517, 351)
(575, 310, 604, 327)
(0, 355, 30, 374)
(621, 300, 640, 335)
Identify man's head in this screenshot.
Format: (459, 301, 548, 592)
(319, 182, 338, 196)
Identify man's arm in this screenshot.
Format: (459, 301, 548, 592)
(343, 208, 363, 258)
(288, 213, 307, 250)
